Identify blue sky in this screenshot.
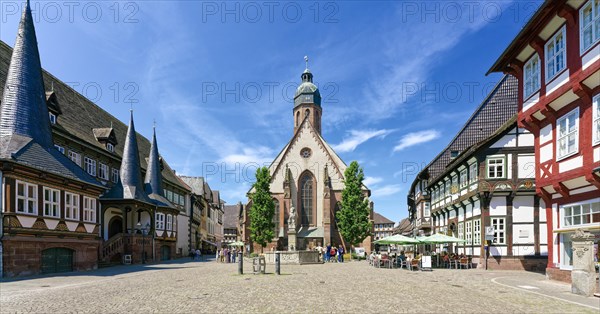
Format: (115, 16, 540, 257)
(0, 0, 541, 223)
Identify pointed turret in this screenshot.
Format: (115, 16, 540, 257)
(0, 0, 53, 147)
(102, 111, 152, 202)
(144, 125, 174, 208)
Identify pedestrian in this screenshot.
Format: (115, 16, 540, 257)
(325, 243, 331, 262)
(331, 247, 337, 263)
(189, 249, 194, 260)
(216, 249, 220, 262)
(195, 248, 201, 261)
(231, 248, 236, 263)
(338, 245, 345, 263)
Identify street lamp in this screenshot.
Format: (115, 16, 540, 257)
(136, 221, 150, 264)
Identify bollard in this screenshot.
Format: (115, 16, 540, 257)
(238, 252, 243, 275)
(275, 252, 280, 275)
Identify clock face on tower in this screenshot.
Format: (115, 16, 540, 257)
(300, 148, 311, 158)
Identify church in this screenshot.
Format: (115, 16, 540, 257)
(244, 61, 374, 253)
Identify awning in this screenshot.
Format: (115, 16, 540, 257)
(553, 225, 600, 233)
(202, 239, 217, 246)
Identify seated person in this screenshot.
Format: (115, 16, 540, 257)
(398, 251, 406, 261)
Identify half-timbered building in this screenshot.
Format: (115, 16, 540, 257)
(407, 75, 548, 271)
(488, 0, 600, 282)
(0, 1, 191, 276)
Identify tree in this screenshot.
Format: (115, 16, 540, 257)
(248, 167, 275, 253)
(337, 161, 372, 259)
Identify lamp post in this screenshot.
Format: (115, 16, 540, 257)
(137, 222, 149, 264)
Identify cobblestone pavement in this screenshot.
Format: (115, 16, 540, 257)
(1, 259, 599, 313)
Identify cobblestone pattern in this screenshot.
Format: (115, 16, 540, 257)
(0, 259, 597, 313)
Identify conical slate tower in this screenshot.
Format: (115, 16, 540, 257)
(0, 0, 53, 147)
(103, 111, 152, 203)
(144, 126, 173, 207)
(0, 1, 99, 186)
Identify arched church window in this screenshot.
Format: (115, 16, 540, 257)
(305, 109, 310, 119)
(273, 198, 279, 237)
(300, 173, 313, 226)
(296, 111, 300, 127)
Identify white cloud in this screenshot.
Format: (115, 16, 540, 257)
(393, 130, 440, 152)
(372, 184, 402, 197)
(363, 176, 383, 187)
(332, 129, 393, 153)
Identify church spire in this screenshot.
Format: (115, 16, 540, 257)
(0, 0, 53, 147)
(144, 124, 164, 197)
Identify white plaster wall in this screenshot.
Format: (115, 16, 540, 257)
(84, 223, 95, 233)
(512, 196, 533, 223)
(539, 199, 546, 222)
(17, 216, 36, 228)
(66, 221, 78, 232)
(558, 155, 583, 173)
(448, 211, 456, 219)
(491, 134, 516, 148)
(539, 124, 553, 144)
(458, 207, 464, 221)
(512, 224, 534, 244)
(546, 69, 569, 95)
(44, 219, 59, 230)
(552, 203, 558, 265)
(489, 197, 506, 216)
(540, 223, 548, 245)
(518, 133, 535, 147)
(522, 92, 539, 112)
(540, 144, 553, 162)
(594, 147, 600, 162)
(512, 245, 536, 256)
(518, 155, 535, 178)
(540, 245, 548, 256)
(466, 203, 473, 219)
(489, 246, 506, 257)
(582, 45, 600, 70)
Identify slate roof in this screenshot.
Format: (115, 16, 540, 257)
(101, 112, 153, 203)
(0, 2, 100, 187)
(223, 204, 240, 229)
(211, 190, 220, 206)
(373, 212, 394, 225)
(144, 127, 174, 208)
(178, 176, 205, 196)
(0, 41, 188, 192)
(422, 75, 518, 184)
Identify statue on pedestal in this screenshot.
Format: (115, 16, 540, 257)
(288, 206, 297, 231)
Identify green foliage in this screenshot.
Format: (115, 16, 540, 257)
(338, 161, 372, 248)
(248, 167, 275, 251)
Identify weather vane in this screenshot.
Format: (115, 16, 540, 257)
(304, 55, 309, 70)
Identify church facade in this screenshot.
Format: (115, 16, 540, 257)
(245, 65, 374, 253)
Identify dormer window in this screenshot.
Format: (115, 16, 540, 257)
(107, 143, 115, 152)
(49, 112, 56, 124)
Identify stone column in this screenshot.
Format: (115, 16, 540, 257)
(570, 229, 596, 296)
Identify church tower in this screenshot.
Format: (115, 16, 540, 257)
(293, 56, 322, 134)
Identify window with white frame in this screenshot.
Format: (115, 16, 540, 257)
(424, 202, 431, 217)
(65, 192, 79, 220)
(458, 222, 464, 241)
(84, 157, 96, 176)
(111, 168, 119, 183)
(562, 200, 600, 227)
(557, 108, 579, 159)
(43, 187, 60, 218)
(459, 168, 468, 188)
(444, 181, 450, 196)
(451, 175, 458, 194)
(166, 214, 173, 231)
(173, 216, 176, 232)
(107, 143, 114, 152)
(524, 54, 540, 98)
(469, 162, 478, 183)
(49, 112, 56, 124)
(16, 181, 37, 214)
(54, 145, 65, 154)
(580, 0, 600, 53)
(156, 213, 165, 230)
(491, 217, 506, 244)
(68, 150, 82, 167)
(98, 163, 109, 180)
(83, 197, 96, 223)
(473, 219, 481, 245)
(487, 157, 505, 179)
(545, 26, 567, 81)
(465, 221, 472, 244)
(593, 95, 599, 145)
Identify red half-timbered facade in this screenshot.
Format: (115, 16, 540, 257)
(489, 0, 600, 282)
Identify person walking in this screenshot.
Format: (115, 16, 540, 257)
(338, 245, 345, 263)
(216, 249, 220, 262)
(325, 243, 331, 262)
(195, 248, 201, 261)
